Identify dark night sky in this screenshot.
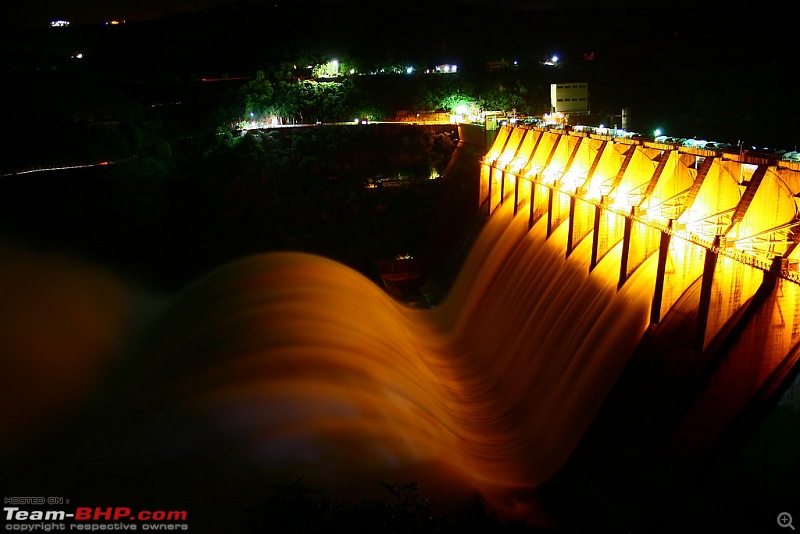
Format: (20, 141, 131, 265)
(2, 0, 795, 145)
(2, 0, 771, 28)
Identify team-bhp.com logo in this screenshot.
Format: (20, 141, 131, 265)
(4, 503, 189, 531)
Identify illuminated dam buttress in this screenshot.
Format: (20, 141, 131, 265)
(18, 124, 800, 529)
(481, 124, 800, 457)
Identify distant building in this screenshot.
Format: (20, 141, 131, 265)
(550, 82, 589, 114)
(433, 64, 458, 74)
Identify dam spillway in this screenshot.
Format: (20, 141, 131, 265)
(5, 123, 800, 532)
(481, 123, 800, 461)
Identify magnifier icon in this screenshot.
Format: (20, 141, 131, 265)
(779, 512, 795, 530)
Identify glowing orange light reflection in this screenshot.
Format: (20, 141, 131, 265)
(127, 199, 656, 523)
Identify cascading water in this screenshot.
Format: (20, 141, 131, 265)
(36, 198, 661, 527)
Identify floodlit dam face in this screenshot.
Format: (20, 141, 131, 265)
(482, 124, 800, 459)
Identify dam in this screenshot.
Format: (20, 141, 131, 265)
(5, 123, 799, 533)
(480, 124, 800, 462)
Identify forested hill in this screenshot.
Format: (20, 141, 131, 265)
(5, 0, 796, 149)
(0, 123, 470, 291)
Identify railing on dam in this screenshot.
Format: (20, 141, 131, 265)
(481, 124, 800, 284)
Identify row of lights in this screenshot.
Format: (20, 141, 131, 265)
(50, 19, 125, 27)
(313, 60, 459, 77)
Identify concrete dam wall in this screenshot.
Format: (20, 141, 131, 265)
(481, 124, 800, 463)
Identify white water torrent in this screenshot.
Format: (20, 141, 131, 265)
(61, 198, 656, 525)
